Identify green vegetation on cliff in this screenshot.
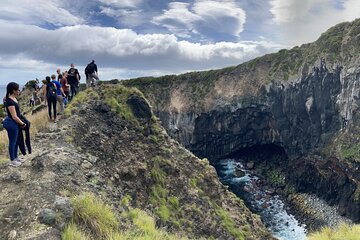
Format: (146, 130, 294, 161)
(123, 18, 360, 112)
(308, 223, 360, 240)
(63, 193, 186, 240)
(60, 85, 272, 240)
(123, 66, 236, 111)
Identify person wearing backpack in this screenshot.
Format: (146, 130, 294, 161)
(45, 76, 58, 122)
(51, 74, 66, 116)
(85, 60, 99, 88)
(68, 63, 80, 101)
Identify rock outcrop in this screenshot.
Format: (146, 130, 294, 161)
(0, 86, 273, 239)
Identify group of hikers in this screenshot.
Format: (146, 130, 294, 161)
(2, 61, 99, 167)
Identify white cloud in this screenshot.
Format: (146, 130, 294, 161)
(152, 2, 202, 37)
(192, 0, 246, 36)
(152, 0, 246, 38)
(0, 0, 83, 26)
(269, 0, 326, 24)
(100, 7, 145, 27)
(342, 0, 360, 19)
(98, 0, 143, 9)
(0, 20, 282, 84)
(269, 0, 360, 44)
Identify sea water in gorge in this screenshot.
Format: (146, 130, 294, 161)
(215, 159, 307, 240)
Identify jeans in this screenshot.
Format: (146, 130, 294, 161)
(86, 73, 99, 88)
(18, 117, 31, 155)
(2, 117, 19, 161)
(56, 95, 64, 113)
(69, 84, 78, 101)
(47, 96, 57, 120)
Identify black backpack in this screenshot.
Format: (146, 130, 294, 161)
(85, 63, 95, 74)
(47, 83, 57, 98)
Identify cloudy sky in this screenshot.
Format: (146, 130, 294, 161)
(0, 0, 359, 85)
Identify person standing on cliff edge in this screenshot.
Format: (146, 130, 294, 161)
(85, 60, 99, 88)
(67, 63, 80, 101)
(2, 82, 27, 167)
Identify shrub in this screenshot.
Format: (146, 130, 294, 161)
(71, 193, 119, 238)
(64, 89, 99, 117)
(308, 223, 360, 240)
(62, 223, 89, 240)
(215, 206, 245, 240)
(117, 207, 188, 240)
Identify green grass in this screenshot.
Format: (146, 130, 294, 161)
(168, 197, 180, 210)
(214, 205, 245, 240)
(123, 65, 236, 109)
(113, 207, 188, 240)
(64, 89, 100, 117)
(308, 223, 360, 240)
(63, 193, 188, 240)
(147, 156, 184, 227)
(120, 194, 132, 207)
(0, 156, 8, 165)
(353, 185, 360, 203)
(71, 193, 119, 238)
(101, 85, 146, 128)
(267, 170, 286, 188)
(0, 104, 4, 117)
(340, 142, 360, 161)
(150, 162, 167, 186)
(62, 223, 89, 240)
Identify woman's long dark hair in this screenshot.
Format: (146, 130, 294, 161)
(45, 76, 51, 84)
(6, 82, 19, 99)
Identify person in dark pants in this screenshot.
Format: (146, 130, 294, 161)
(18, 116, 31, 155)
(67, 63, 80, 101)
(2, 82, 27, 167)
(45, 76, 58, 122)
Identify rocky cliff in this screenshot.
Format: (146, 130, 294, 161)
(124, 19, 360, 222)
(0, 86, 272, 239)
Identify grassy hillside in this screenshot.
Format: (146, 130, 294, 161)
(64, 85, 273, 239)
(123, 18, 360, 112)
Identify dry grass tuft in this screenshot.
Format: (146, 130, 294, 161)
(308, 223, 360, 240)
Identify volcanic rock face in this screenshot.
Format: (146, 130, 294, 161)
(150, 64, 360, 222)
(157, 63, 344, 160)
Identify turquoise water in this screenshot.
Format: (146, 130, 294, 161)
(216, 159, 307, 240)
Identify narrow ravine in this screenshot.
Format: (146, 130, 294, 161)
(215, 159, 307, 240)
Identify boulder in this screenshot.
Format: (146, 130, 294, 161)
(38, 209, 56, 226)
(126, 94, 152, 121)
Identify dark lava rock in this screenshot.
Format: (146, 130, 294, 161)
(38, 209, 56, 226)
(126, 94, 152, 120)
(3, 171, 23, 183)
(246, 161, 255, 169)
(234, 168, 245, 177)
(53, 196, 73, 221)
(31, 155, 48, 171)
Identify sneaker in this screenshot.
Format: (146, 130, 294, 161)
(16, 157, 26, 163)
(9, 160, 22, 167)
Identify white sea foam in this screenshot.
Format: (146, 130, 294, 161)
(218, 159, 307, 240)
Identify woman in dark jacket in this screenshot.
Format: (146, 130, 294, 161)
(45, 76, 58, 122)
(2, 82, 27, 167)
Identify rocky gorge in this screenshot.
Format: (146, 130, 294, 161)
(1, 18, 360, 240)
(124, 18, 360, 227)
